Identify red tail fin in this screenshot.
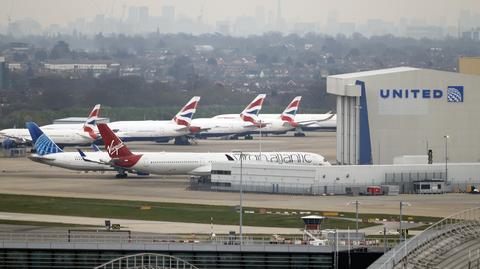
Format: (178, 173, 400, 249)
(97, 123, 133, 158)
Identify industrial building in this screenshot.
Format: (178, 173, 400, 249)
(327, 67, 480, 165)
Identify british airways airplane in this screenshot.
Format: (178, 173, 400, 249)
(107, 96, 201, 144)
(191, 94, 267, 139)
(258, 96, 336, 134)
(0, 104, 101, 147)
(212, 96, 336, 135)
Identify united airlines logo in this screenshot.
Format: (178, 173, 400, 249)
(379, 86, 465, 103)
(107, 140, 124, 156)
(447, 86, 464, 103)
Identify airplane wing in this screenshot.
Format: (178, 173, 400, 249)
(188, 165, 212, 176)
(77, 149, 147, 175)
(77, 149, 110, 165)
(0, 134, 31, 143)
(243, 122, 268, 128)
(294, 114, 335, 127)
(27, 155, 56, 162)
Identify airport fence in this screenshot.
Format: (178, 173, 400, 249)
(0, 230, 398, 268)
(0, 229, 403, 251)
(194, 178, 480, 195)
(205, 181, 396, 195)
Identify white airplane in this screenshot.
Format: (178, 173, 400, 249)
(0, 105, 100, 147)
(260, 113, 336, 132)
(95, 123, 330, 178)
(26, 122, 112, 172)
(108, 96, 201, 144)
(191, 94, 267, 139)
(257, 97, 336, 135)
(25, 121, 329, 178)
(215, 97, 336, 134)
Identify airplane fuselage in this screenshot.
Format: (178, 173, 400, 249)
(108, 120, 189, 142)
(28, 151, 329, 176)
(191, 118, 257, 138)
(0, 128, 94, 145)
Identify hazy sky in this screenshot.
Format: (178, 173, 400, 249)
(1, 0, 479, 26)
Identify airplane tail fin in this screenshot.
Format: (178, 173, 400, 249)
(97, 123, 133, 158)
(83, 104, 101, 140)
(280, 96, 302, 126)
(173, 96, 201, 126)
(26, 122, 63, 155)
(240, 94, 266, 124)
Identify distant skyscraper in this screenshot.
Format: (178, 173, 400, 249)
(0, 57, 6, 90)
(138, 6, 149, 25)
(216, 21, 230, 35)
(162, 6, 175, 23)
(276, 0, 285, 31)
(255, 6, 266, 26)
(326, 10, 338, 34)
(127, 6, 139, 23)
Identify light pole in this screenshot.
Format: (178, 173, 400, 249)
(233, 150, 244, 245)
(347, 200, 360, 234)
(258, 120, 262, 156)
(444, 135, 449, 183)
(399, 201, 411, 242)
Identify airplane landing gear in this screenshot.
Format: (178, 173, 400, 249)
(294, 127, 306, 137)
(244, 135, 253, 140)
(174, 136, 190, 145)
(115, 171, 128, 179)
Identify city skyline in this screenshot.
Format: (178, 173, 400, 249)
(3, 0, 480, 26)
(1, 0, 480, 38)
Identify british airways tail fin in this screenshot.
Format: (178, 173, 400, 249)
(83, 104, 101, 140)
(97, 123, 133, 158)
(240, 94, 266, 124)
(173, 96, 201, 126)
(26, 122, 63, 155)
(280, 96, 302, 125)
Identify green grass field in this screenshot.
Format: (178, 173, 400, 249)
(0, 194, 440, 229)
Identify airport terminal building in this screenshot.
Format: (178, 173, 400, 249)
(327, 67, 480, 165)
(197, 67, 480, 195)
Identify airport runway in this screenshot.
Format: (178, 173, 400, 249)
(0, 132, 478, 219)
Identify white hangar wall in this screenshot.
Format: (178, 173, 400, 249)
(327, 67, 480, 165)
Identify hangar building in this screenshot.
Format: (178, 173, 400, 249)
(327, 67, 480, 165)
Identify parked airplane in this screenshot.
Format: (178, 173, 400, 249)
(95, 122, 329, 178)
(210, 96, 336, 136)
(260, 113, 336, 133)
(258, 97, 336, 135)
(191, 94, 266, 139)
(26, 122, 112, 172)
(0, 104, 100, 147)
(41, 104, 101, 131)
(107, 96, 200, 144)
